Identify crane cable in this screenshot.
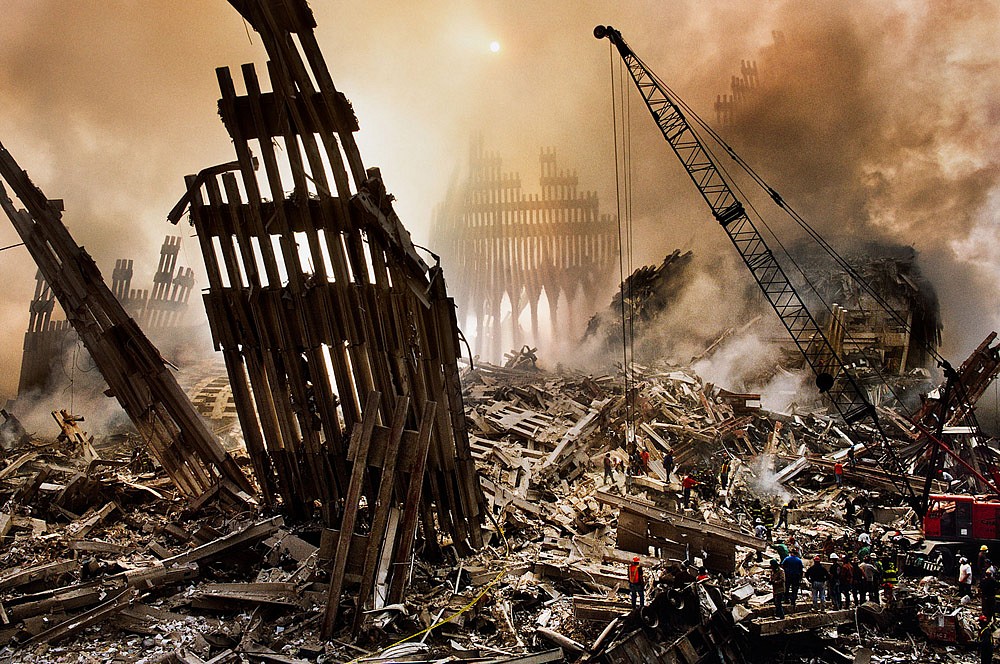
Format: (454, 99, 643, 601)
(610, 42, 637, 441)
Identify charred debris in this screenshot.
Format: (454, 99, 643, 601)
(0, 3, 998, 664)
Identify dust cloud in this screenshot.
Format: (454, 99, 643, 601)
(0, 2, 995, 422)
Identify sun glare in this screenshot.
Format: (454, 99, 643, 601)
(489, 40, 501, 53)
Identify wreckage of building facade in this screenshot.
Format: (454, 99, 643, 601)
(432, 140, 619, 362)
(17, 236, 197, 399)
(0, 0, 484, 648)
(173, 0, 487, 636)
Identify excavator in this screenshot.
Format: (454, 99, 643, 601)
(593, 25, 1000, 565)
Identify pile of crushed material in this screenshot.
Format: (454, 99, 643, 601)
(0, 357, 996, 663)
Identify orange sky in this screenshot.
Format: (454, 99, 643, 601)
(0, 1, 997, 402)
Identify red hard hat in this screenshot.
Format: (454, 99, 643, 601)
(633, 556, 640, 562)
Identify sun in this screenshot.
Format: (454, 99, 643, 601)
(489, 41, 501, 53)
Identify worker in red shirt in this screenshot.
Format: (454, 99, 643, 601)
(628, 556, 645, 608)
(834, 461, 844, 488)
(682, 474, 699, 508)
(640, 447, 650, 475)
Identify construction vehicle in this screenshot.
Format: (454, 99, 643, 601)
(593, 25, 1000, 530)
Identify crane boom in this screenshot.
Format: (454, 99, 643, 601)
(594, 24, 923, 510)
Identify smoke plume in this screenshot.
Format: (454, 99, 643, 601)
(0, 2, 995, 422)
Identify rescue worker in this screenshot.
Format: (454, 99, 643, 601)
(828, 552, 842, 610)
(834, 461, 844, 488)
(663, 449, 674, 477)
(979, 614, 994, 664)
(639, 447, 650, 475)
(881, 552, 898, 603)
(859, 556, 877, 604)
(628, 556, 645, 609)
(681, 474, 698, 508)
(844, 496, 856, 527)
(839, 555, 854, 609)
(805, 556, 829, 611)
(850, 556, 865, 605)
(750, 498, 764, 524)
(961, 557, 975, 597)
(982, 568, 998, 620)
(861, 504, 875, 532)
(867, 553, 883, 605)
(776, 503, 789, 530)
(980, 544, 992, 577)
(766, 502, 777, 529)
(769, 559, 786, 619)
(781, 550, 804, 607)
(823, 534, 835, 557)
(603, 453, 614, 485)
(719, 458, 731, 489)
(754, 519, 768, 540)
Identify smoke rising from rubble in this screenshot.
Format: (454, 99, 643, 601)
(0, 3, 996, 425)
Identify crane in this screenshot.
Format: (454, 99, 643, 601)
(593, 24, 997, 517)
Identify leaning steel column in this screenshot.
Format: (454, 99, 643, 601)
(0, 142, 252, 499)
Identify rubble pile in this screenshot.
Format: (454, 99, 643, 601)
(0, 354, 996, 663)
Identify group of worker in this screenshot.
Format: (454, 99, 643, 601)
(602, 447, 655, 486)
(962, 546, 1000, 664)
(766, 547, 898, 617)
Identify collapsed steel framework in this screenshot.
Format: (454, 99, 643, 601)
(170, 0, 485, 635)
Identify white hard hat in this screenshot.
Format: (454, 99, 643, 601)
(830, 553, 839, 560)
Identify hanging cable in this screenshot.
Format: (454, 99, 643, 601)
(624, 62, 637, 430)
(610, 43, 633, 436)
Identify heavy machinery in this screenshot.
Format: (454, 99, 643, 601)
(593, 24, 999, 521)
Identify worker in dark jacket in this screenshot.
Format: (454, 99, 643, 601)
(982, 568, 999, 620)
(805, 556, 830, 611)
(850, 557, 865, 605)
(769, 559, 786, 619)
(978, 614, 994, 664)
(776, 503, 789, 530)
(861, 505, 875, 532)
(828, 553, 842, 610)
(839, 556, 854, 609)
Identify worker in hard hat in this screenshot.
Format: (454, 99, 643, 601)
(978, 614, 994, 664)
(828, 553, 842, 610)
(979, 544, 992, 579)
(960, 557, 975, 598)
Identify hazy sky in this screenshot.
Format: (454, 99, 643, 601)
(0, 1, 997, 402)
